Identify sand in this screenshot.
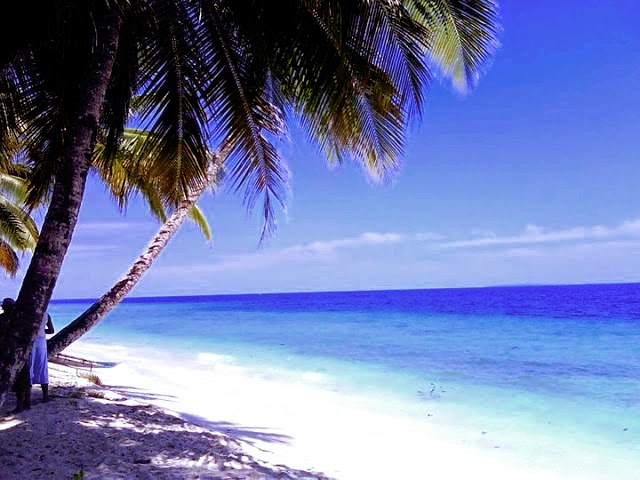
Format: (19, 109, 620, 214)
(0, 362, 331, 479)
(0, 341, 592, 479)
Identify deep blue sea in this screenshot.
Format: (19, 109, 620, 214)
(51, 283, 640, 477)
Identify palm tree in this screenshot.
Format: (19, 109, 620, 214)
(51, 1, 502, 357)
(91, 128, 215, 233)
(0, 0, 500, 407)
(47, 162, 219, 356)
(0, 170, 39, 276)
(48, 129, 219, 356)
(0, 126, 213, 351)
(0, 139, 40, 276)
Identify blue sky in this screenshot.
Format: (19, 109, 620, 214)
(5, 0, 640, 299)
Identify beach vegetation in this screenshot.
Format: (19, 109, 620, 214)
(50, 1, 502, 358)
(0, 126, 213, 353)
(0, 0, 500, 408)
(80, 372, 104, 387)
(0, 166, 39, 277)
(92, 128, 215, 237)
(48, 128, 217, 355)
(85, 389, 107, 399)
(0, 138, 40, 276)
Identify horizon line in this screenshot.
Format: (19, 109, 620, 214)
(49, 280, 639, 304)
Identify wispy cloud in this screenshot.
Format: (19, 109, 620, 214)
(67, 220, 159, 258)
(278, 218, 640, 261)
(75, 221, 156, 234)
(157, 231, 440, 275)
(152, 218, 640, 281)
(67, 244, 122, 256)
(151, 231, 441, 277)
(295, 231, 442, 252)
(442, 219, 640, 249)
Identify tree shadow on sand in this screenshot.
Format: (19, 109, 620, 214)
(0, 385, 332, 480)
(102, 385, 293, 446)
(178, 412, 292, 447)
(106, 384, 179, 403)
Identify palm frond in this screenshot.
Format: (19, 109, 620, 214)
(197, 1, 290, 238)
(408, 0, 501, 92)
(273, 2, 426, 179)
(99, 12, 141, 162)
(133, 0, 210, 205)
(187, 204, 212, 241)
(0, 173, 28, 201)
(17, 52, 65, 207)
(0, 67, 23, 166)
(93, 128, 170, 221)
(0, 197, 38, 250)
(0, 238, 19, 277)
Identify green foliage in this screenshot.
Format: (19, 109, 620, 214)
(0, 0, 501, 409)
(92, 128, 213, 240)
(1, 0, 500, 241)
(72, 469, 84, 480)
(409, 0, 501, 93)
(0, 168, 39, 276)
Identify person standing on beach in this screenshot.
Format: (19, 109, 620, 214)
(0, 297, 14, 330)
(1, 298, 32, 412)
(30, 311, 54, 402)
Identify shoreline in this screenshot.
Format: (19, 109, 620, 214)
(2, 339, 635, 479)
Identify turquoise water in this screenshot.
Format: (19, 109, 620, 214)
(51, 283, 640, 477)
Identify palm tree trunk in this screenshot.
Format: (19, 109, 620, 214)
(48, 157, 223, 357)
(0, 10, 123, 408)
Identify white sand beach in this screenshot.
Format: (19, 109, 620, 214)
(0, 360, 330, 479)
(0, 339, 618, 479)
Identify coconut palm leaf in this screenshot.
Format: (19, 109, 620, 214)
(0, 197, 37, 251)
(187, 205, 212, 241)
(0, 239, 20, 277)
(0, 0, 501, 409)
(92, 127, 214, 238)
(0, 172, 29, 200)
(0, 170, 39, 276)
(407, 0, 500, 92)
(124, 1, 211, 204)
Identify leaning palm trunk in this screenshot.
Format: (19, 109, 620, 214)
(0, 10, 123, 408)
(47, 155, 223, 357)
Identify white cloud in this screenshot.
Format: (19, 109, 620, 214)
(151, 230, 440, 278)
(616, 219, 640, 235)
(441, 219, 640, 249)
(146, 218, 640, 290)
(501, 247, 545, 258)
(75, 221, 155, 234)
(67, 244, 122, 256)
(67, 220, 159, 258)
(285, 231, 442, 254)
(300, 231, 440, 252)
(470, 228, 497, 238)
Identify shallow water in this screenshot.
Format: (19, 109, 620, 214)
(52, 283, 640, 479)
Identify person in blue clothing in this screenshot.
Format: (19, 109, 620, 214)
(30, 310, 55, 402)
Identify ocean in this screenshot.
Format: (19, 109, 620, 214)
(51, 283, 640, 478)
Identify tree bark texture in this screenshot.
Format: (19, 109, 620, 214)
(48, 159, 223, 357)
(0, 10, 123, 408)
